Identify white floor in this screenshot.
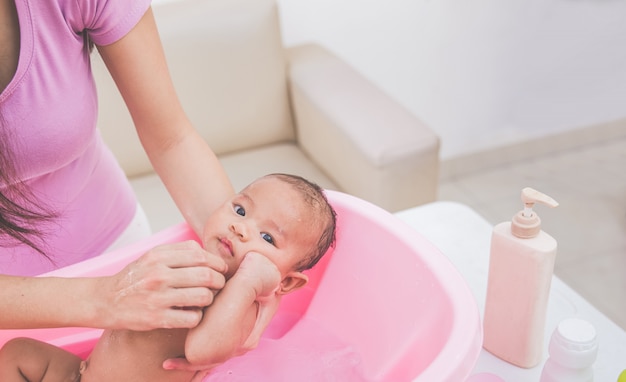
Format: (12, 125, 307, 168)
(438, 130, 626, 331)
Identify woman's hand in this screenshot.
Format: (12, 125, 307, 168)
(96, 240, 227, 331)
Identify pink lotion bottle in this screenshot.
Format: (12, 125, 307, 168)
(483, 187, 559, 368)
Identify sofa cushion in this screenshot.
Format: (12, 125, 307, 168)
(132, 143, 338, 232)
(220, 143, 339, 192)
(95, 0, 294, 178)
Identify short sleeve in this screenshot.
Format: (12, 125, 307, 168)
(76, 0, 153, 46)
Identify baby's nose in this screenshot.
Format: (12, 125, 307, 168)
(230, 221, 250, 240)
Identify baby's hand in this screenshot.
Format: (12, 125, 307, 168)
(235, 252, 281, 301)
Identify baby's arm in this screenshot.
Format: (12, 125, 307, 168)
(0, 337, 82, 381)
(184, 252, 282, 367)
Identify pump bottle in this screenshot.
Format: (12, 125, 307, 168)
(483, 187, 559, 368)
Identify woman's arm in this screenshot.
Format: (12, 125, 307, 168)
(96, 7, 234, 236)
(0, 241, 226, 331)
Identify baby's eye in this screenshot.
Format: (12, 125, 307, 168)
(234, 205, 245, 216)
(261, 232, 275, 245)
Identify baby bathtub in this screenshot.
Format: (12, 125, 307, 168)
(0, 191, 481, 381)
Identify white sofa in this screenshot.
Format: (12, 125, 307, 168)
(94, 0, 440, 231)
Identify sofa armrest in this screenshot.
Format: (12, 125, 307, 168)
(287, 44, 440, 212)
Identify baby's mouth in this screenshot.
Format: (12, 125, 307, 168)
(219, 237, 234, 257)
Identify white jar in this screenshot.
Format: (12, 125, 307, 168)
(540, 318, 598, 382)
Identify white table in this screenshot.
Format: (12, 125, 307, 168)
(395, 201, 626, 381)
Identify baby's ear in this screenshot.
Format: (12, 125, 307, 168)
(278, 271, 309, 295)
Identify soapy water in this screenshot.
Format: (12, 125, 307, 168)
(205, 317, 370, 381)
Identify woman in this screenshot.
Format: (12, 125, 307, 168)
(0, 0, 232, 362)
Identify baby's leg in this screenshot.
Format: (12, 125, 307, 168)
(0, 337, 82, 381)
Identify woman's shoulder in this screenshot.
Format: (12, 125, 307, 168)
(37, 0, 153, 46)
(78, 0, 153, 46)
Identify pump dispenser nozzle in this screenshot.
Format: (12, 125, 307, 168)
(512, 187, 558, 238)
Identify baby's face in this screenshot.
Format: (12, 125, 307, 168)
(202, 177, 319, 280)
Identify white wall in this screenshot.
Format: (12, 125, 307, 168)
(277, 0, 626, 159)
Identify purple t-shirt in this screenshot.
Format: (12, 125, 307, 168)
(0, 0, 152, 275)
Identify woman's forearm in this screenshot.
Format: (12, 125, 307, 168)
(96, 7, 234, 237)
(0, 275, 102, 329)
(149, 130, 234, 236)
(0, 240, 228, 331)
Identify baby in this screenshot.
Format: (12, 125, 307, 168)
(0, 173, 337, 381)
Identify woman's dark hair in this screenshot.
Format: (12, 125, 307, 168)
(0, 25, 92, 258)
(0, 116, 57, 258)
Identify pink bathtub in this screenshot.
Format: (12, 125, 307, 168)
(0, 191, 481, 381)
